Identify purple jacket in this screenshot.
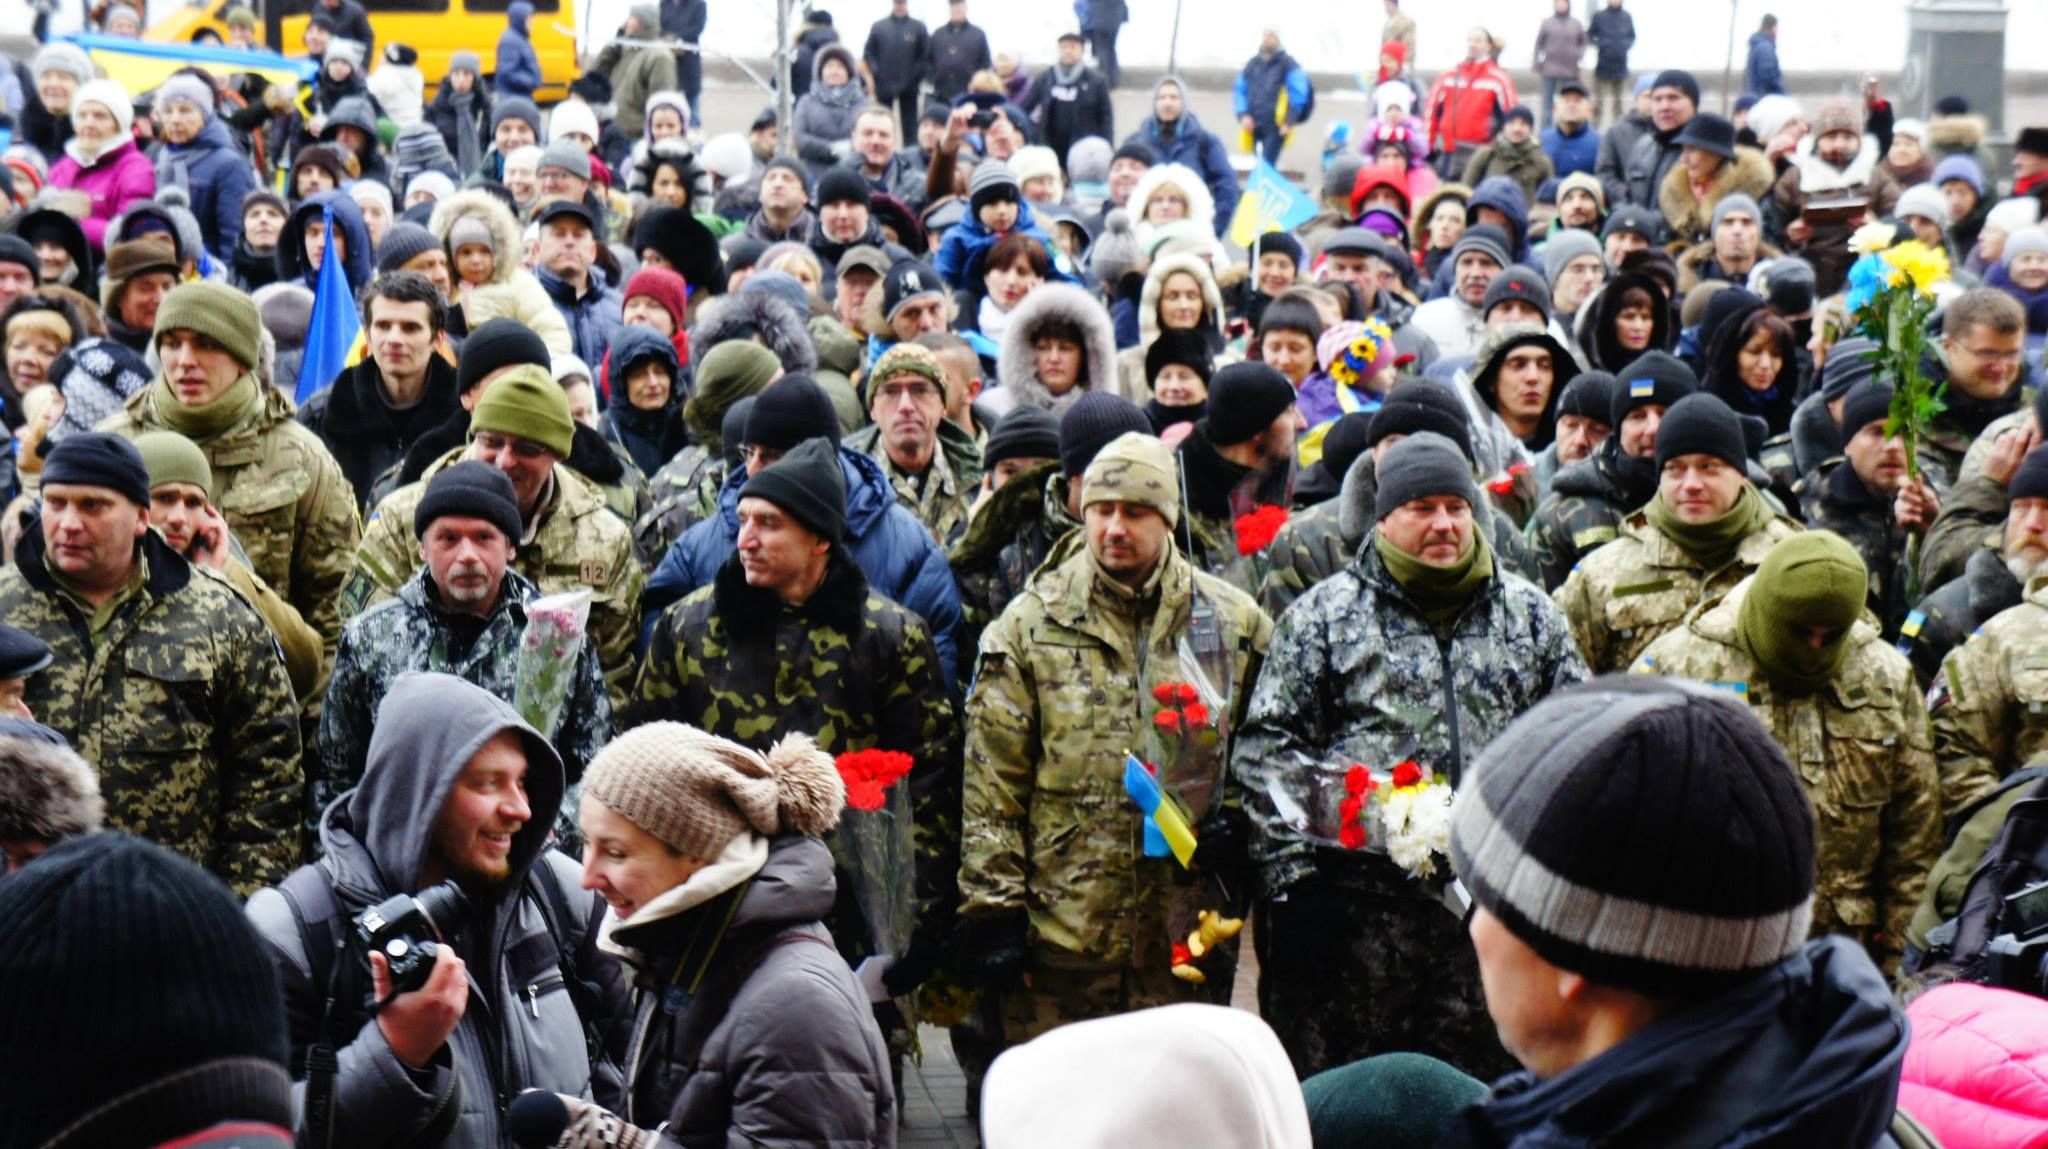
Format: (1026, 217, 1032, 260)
(48, 137, 156, 254)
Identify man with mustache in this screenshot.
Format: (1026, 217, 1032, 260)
(1900, 439, 2048, 687)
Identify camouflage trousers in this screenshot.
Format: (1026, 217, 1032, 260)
(1257, 850, 1514, 1081)
(998, 945, 1228, 1046)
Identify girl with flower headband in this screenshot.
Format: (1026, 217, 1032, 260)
(1295, 317, 1397, 467)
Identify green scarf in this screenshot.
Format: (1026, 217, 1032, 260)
(151, 370, 260, 443)
(1734, 532, 1868, 694)
(1642, 485, 1773, 572)
(1375, 528, 1494, 632)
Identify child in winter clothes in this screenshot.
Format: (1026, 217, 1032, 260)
(430, 188, 573, 356)
(368, 43, 426, 129)
(933, 161, 1060, 293)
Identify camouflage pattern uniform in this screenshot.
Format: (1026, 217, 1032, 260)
(317, 567, 611, 827)
(1929, 577, 2048, 813)
(961, 530, 1272, 1044)
(1633, 581, 1941, 973)
(948, 462, 1076, 660)
(630, 444, 724, 570)
(1795, 460, 1919, 639)
(340, 448, 645, 704)
(845, 420, 983, 546)
(1524, 448, 1648, 592)
(1923, 391, 2033, 491)
(1233, 538, 1587, 1078)
(1920, 473, 2011, 594)
(100, 379, 361, 656)
(1948, 400, 2037, 485)
(1897, 547, 2024, 688)
(1553, 503, 1803, 674)
(0, 530, 302, 895)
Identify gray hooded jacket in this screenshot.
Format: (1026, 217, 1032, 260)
(247, 672, 627, 1148)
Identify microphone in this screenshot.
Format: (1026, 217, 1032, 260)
(505, 1090, 571, 1149)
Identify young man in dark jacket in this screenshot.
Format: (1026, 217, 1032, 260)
(1587, 0, 1635, 126)
(1022, 32, 1114, 170)
(926, 0, 991, 103)
(862, 0, 928, 143)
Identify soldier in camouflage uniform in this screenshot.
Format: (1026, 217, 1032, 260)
(1950, 386, 2043, 486)
(1794, 383, 1939, 639)
(958, 432, 1273, 1047)
(1900, 447, 2048, 687)
(342, 366, 645, 703)
(845, 343, 983, 545)
(1556, 393, 1803, 673)
(1921, 406, 2043, 591)
(1929, 564, 2048, 815)
(1234, 433, 1586, 1079)
(0, 434, 302, 895)
(98, 282, 361, 657)
(1633, 533, 1941, 974)
(631, 341, 785, 566)
(319, 462, 611, 827)
(1174, 362, 1304, 595)
(1525, 350, 1698, 591)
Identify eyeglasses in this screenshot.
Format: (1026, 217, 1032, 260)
(1957, 344, 2024, 364)
(876, 381, 941, 404)
(475, 433, 552, 461)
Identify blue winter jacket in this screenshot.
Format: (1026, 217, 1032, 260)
(496, 2, 542, 100)
(1541, 122, 1601, 180)
(1126, 105, 1241, 238)
(640, 448, 965, 691)
(933, 198, 1059, 292)
(539, 266, 625, 369)
(155, 116, 256, 262)
(1233, 52, 1310, 132)
(1744, 33, 1784, 97)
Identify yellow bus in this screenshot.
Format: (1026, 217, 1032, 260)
(143, 0, 578, 102)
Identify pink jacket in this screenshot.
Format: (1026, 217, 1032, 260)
(47, 136, 156, 254)
(1900, 982, 2048, 1149)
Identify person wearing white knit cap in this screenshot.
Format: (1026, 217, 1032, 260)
(536, 724, 895, 1148)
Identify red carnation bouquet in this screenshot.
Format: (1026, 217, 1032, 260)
(832, 749, 917, 961)
(1234, 505, 1291, 556)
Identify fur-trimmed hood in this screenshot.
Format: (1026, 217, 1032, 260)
(995, 282, 1119, 413)
(1137, 252, 1225, 346)
(1926, 114, 1989, 153)
(687, 291, 820, 375)
(1656, 146, 1776, 244)
(428, 188, 523, 286)
(1411, 181, 1473, 252)
(1128, 163, 1216, 238)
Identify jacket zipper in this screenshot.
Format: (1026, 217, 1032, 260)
(1437, 635, 1463, 787)
(525, 972, 565, 1018)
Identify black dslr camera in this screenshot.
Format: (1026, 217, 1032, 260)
(351, 881, 471, 996)
(1986, 880, 2048, 994)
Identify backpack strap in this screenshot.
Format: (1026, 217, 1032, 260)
(526, 856, 612, 1075)
(274, 866, 350, 1149)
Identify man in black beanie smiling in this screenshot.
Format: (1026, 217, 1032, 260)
(1235, 430, 1586, 1079)
(1556, 391, 1801, 673)
(1175, 361, 1305, 591)
(1796, 381, 1937, 638)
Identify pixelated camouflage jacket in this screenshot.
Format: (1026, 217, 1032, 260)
(0, 527, 302, 895)
(100, 376, 362, 655)
(1796, 460, 1920, 640)
(1920, 472, 2010, 595)
(630, 443, 725, 570)
(845, 419, 983, 546)
(1936, 388, 2036, 486)
(340, 448, 645, 705)
(627, 550, 962, 933)
(1634, 581, 1940, 971)
(1523, 445, 1650, 592)
(1898, 547, 2023, 689)
(315, 567, 612, 831)
(1234, 536, 1589, 897)
(948, 462, 1074, 664)
(1553, 500, 1803, 674)
(1930, 574, 2048, 814)
(960, 528, 1273, 967)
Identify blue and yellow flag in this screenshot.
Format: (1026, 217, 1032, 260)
(65, 33, 315, 93)
(1226, 158, 1320, 249)
(1123, 753, 1198, 867)
(297, 207, 358, 403)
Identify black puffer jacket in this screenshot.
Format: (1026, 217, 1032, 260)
(298, 353, 463, 513)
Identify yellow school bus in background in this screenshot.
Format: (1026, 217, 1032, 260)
(144, 0, 578, 103)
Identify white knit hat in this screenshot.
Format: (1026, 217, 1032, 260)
(71, 80, 133, 137)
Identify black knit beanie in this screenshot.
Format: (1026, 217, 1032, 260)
(414, 458, 522, 542)
(456, 318, 552, 396)
(1204, 361, 1298, 447)
(2011, 444, 2048, 504)
(375, 221, 440, 273)
(1144, 328, 1215, 385)
(814, 166, 871, 208)
(739, 436, 847, 544)
(719, 397, 756, 473)
(1059, 390, 1153, 477)
(1837, 382, 1895, 438)
(1375, 431, 1481, 520)
(1367, 380, 1476, 463)
(1651, 69, 1701, 108)
(42, 432, 151, 507)
(1611, 350, 1698, 428)
(983, 405, 1061, 469)
(1654, 392, 1749, 471)
(0, 834, 293, 1148)
(0, 235, 40, 283)
(1482, 265, 1553, 323)
(1556, 370, 1616, 425)
(1452, 676, 1814, 999)
(1819, 337, 1881, 401)
(745, 374, 843, 452)
(1318, 412, 1375, 484)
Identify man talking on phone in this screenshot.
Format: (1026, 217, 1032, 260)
(135, 430, 324, 705)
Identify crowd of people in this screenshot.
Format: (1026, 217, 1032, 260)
(4, 1, 2048, 1147)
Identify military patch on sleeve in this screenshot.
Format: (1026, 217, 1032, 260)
(581, 559, 607, 585)
(1900, 610, 1926, 638)
(1708, 680, 1749, 697)
(337, 570, 373, 619)
(1613, 578, 1674, 597)
(1571, 526, 1617, 549)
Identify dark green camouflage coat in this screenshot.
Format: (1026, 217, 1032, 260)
(630, 444, 725, 570)
(1920, 472, 2010, 594)
(0, 529, 302, 894)
(948, 462, 1075, 663)
(316, 567, 612, 830)
(845, 420, 983, 546)
(1523, 445, 1650, 592)
(1898, 547, 2023, 688)
(1796, 460, 1919, 639)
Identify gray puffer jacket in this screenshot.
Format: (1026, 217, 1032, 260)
(247, 673, 628, 1148)
(612, 834, 896, 1145)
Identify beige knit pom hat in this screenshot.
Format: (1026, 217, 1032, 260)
(582, 724, 844, 859)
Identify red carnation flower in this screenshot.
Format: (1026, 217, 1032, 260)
(1153, 710, 1183, 732)
(1183, 702, 1211, 727)
(834, 749, 915, 811)
(1338, 795, 1362, 824)
(1339, 821, 1368, 849)
(1391, 760, 1424, 788)
(1152, 683, 1180, 706)
(1234, 505, 1291, 555)
(1176, 683, 1200, 706)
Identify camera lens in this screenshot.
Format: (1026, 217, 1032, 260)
(413, 881, 472, 942)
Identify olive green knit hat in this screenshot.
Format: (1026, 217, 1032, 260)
(468, 364, 576, 458)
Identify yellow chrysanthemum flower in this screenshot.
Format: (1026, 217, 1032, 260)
(1881, 240, 1951, 295)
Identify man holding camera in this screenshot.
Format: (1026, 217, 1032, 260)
(248, 672, 626, 1148)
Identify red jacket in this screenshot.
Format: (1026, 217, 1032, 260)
(1426, 58, 1517, 156)
(1899, 983, 2048, 1149)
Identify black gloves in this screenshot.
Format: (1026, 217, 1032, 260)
(1191, 804, 1250, 878)
(956, 913, 1029, 993)
(881, 924, 944, 998)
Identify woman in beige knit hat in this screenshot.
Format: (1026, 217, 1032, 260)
(534, 722, 897, 1148)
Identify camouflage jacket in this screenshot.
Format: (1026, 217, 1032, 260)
(1633, 581, 1941, 971)
(1956, 407, 2033, 485)
(1523, 447, 1649, 592)
(1257, 453, 1535, 619)
(628, 551, 961, 934)
(630, 444, 725, 570)
(0, 529, 302, 894)
(1898, 547, 2023, 689)
(1796, 460, 1918, 640)
(1930, 575, 2048, 813)
(1924, 388, 2035, 488)
(948, 462, 1075, 664)
(1553, 503, 1803, 674)
(316, 567, 611, 828)
(1919, 472, 2010, 594)
(100, 377, 362, 655)
(845, 420, 983, 547)
(1234, 538, 1587, 896)
(341, 448, 645, 705)
(960, 531, 1273, 967)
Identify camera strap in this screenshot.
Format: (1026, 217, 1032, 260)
(277, 866, 348, 1149)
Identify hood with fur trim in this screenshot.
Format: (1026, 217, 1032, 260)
(1926, 114, 1989, 153)
(687, 291, 820, 377)
(1128, 163, 1216, 240)
(428, 188, 523, 287)
(1137, 252, 1225, 347)
(1656, 146, 1776, 245)
(1412, 181, 1473, 252)
(995, 282, 1119, 412)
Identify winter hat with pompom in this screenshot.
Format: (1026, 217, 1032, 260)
(1088, 209, 1145, 287)
(582, 724, 844, 859)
